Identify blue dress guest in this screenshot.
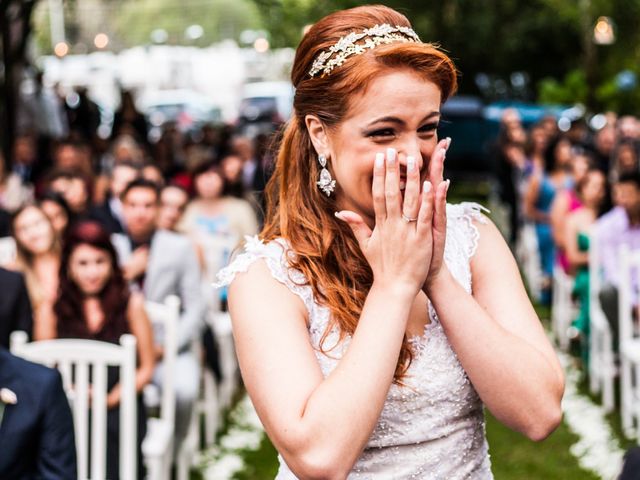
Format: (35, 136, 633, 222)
(0, 347, 76, 479)
(523, 135, 573, 304)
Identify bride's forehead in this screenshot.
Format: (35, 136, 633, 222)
(345, 73, 441, 120)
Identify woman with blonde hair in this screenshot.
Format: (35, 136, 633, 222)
(217, 5, 563, 478)
(10, 203, 61, 339)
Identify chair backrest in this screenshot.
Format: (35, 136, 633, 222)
(0, 236, 16, 266)
(196, 231, 239, 312)
(10, 331, 137, 480)
(618, 245, 640, 345)
(144, 295, 180, 427)
(197, 231, 239, 279)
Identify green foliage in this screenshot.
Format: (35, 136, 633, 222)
(538, 70, 589, 105)
(248, 0, 640, 104)
(32, 0, 264, 52)
(113, 0, 263, 47)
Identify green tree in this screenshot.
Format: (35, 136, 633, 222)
(250, 0, 640, 109)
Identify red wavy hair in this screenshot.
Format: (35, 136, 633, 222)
(261, 5, 458, 382)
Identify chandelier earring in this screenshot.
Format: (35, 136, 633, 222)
(316, 153, 336, 196)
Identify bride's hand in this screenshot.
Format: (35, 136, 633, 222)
(422, 139, 450, 295)
(336, 148, 435, 296)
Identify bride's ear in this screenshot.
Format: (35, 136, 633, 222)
(305, 114, 332, 157)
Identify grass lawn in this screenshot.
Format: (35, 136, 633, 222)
(485, 411, 599, 480)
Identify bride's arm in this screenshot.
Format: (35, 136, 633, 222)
(427, 217, 564, 441)
(229, 264, 414, 479)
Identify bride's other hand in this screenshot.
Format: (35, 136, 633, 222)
(336, 148, 434, 296)
(423, 139, 450, 295)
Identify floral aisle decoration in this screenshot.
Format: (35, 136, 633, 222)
(558, 351, 625, 480)
(197, 394, 265, 479)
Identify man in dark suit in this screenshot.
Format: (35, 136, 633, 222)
(0, 268, 32, 348)
(0, 347, 76, 479)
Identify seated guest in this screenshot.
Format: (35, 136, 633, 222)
(0, 347, 76, 479)
(40, 191, 72, 240)
(564, 168, 608, 364)
(595, 171, 640, 340)
(0, 208, 10, 237)
(0, 150, 33, 213)
(158, 184, 189, 232)
(90, 161, 140, 234)
(41, 220, 155, 479)
(610, 138, 639, 183)
(179, 162, 258, 244)
(46, 168, 92, 218)
(10, 203, 60, 340)
(141, 163, 165, 188)
(112, 178, 205, 456)
(0, 267, 32, 348)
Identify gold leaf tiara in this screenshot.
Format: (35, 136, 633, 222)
(308, 24, 421, 78)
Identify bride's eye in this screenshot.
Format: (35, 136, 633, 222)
(366, 128, 395, 139)
(418, 122, 439, 134)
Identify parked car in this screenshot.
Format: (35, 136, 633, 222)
(139, 89, 222, 140)
(236, 81, 294, 137)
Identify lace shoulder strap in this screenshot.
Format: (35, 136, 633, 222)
(214, 235, 317, 315)
(443, 202, 489, 293)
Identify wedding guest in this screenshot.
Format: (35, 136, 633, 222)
(112, 178, 205, 456)
(0, 267, 32, 348)
(158, 184, 189, 232)
(90, 161, 140, 234)
(40, 191, 72, 240)
(39, 220, 155, 479)
(10, 204, 60, 340)
(595, 171, 640, 340)
(0, 347, 76, 479)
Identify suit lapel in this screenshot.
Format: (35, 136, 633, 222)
(0, 351, 17, 446)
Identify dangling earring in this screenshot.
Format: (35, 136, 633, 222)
(317, 153, 336, 196)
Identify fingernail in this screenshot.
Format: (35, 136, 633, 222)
(386, 148, 396, 165)
(445, 179, 451, 191)
(445, 137, 452, 149)
(407, 156, 415, 172)
(375, 152, 384, 168)
(424, 181, 432, 192)
(334, 211, 344, 220)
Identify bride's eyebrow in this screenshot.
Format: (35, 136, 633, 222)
(365, 111, 441, 127)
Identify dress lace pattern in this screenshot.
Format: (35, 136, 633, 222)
(215, 202, 493, 479)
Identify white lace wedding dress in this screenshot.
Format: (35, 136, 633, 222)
(216, 202, 494, 479)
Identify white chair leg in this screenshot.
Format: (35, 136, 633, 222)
(603, 331, 615, 413)
(622, 357, 634, 437)
(203, 369, 220, 446)
(589, 332, 599, 394)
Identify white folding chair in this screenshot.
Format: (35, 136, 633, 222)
(618, 245, 640, 438)
(197, 233, 240, 419)
(516, 222, 543, 300)
(142, 295, 180, 480)
(588, 230, 616, 412)
(0, 236, 16, 266)
(551, 264, 575, 350)
(10, 331, 137, 480)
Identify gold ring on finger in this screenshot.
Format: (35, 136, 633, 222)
(402, 213, 418, 223)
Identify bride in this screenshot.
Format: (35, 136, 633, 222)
(217, 5, 563, 478)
